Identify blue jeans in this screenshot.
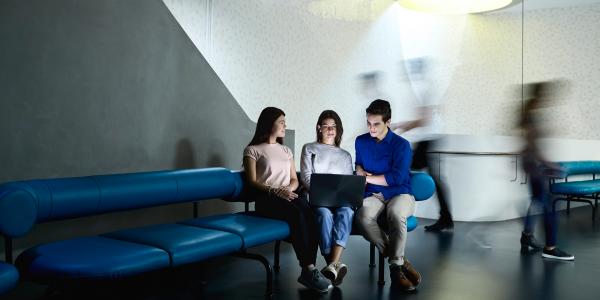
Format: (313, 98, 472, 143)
(523, 174, 557, 247)
(314, 206, 354, 255)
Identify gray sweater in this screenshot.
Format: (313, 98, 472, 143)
(300, 142, 354, 189)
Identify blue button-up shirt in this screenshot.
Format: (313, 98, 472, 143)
(355, 129, 412, 200)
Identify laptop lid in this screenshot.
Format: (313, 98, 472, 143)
(309, 173, 366, 208)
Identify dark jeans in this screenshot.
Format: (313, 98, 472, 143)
(412, 140, 452, 221)
(255, 190, 319, 267)
(523, 173, 557, 247)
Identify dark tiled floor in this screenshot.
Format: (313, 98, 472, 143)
(6, 206, 600, 300)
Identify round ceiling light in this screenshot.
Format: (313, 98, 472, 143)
(397, 0, 515, 14)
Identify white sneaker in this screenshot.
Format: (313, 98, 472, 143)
(320, 263, 337, 284)
(321, 261, 348, 286)
(333, 262, 348, 286)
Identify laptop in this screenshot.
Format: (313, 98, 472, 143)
(309, 173, 366, 209)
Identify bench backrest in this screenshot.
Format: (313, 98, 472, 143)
(225, 171, 436, 203)
(0, 168, 242, 238)
(557, 161, 600, 177)
(0, 167, 435, 239)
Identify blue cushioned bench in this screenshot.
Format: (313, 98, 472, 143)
(0, 167, 435, 296)
(0, 262, 19, 296)
(549, 161, 600, 222)
(0, 168, 287, 297)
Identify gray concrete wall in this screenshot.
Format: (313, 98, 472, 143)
(0, 0, 294, 256)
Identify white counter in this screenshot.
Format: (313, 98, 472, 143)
(410, 134, 600, 221)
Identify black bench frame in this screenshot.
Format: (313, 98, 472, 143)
(191, 203, 276, 298)
(550, 173, 600, 223)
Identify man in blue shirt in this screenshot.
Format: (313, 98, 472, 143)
(355, 99, 420, 292)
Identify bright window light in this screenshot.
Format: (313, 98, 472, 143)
(398, 0, 514, 14)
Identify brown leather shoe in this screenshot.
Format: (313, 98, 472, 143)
(390, 265, 416, 292)
(401, 259, 421, 286)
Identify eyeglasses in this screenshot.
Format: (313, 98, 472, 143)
(320, 125, 337, 131)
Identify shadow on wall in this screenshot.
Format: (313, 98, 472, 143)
(205, 139, 226, 168)
(174, 138, 197, 169)
(0, 0, 284, 182)
(0, 0, 293, 256)
(173, 138, 228, 170)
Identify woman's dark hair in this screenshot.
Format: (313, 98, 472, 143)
(366, 99, 391, 122)
(248, 107, 286, 146)
(316, 110, 343, 147)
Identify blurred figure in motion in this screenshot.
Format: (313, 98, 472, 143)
(519, 80, 574, 261)
(359, 71, 388, 101)
(392, 57, 453, 232)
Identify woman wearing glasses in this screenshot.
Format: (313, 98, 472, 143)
(300, 110, 354, 286)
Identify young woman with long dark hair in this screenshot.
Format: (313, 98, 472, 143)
(243, 107, 331, 293)
(300, 110, 354, 286)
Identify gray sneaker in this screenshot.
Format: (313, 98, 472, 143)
(298, 269, 332, 293)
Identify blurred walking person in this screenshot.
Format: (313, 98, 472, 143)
(518, 81, 574, 260)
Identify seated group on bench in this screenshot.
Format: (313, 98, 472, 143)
(243, 99, 421, 293)
(0, 99, 428, 297)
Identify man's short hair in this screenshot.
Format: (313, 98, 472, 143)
(366, 99, 391, 122)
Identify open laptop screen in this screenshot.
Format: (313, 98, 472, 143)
(309, 174, 365, 209)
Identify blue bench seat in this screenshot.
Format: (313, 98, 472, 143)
(15, 236, 170, 280)
(181, 214, 289, 249)
(103, 223, 242, 267)
(550, 161, 600, 222)
(551, 180, 600, 196)
(0, 262, 19, 295)
(1, 167, 436, 295)
(407, 215, 418, 232)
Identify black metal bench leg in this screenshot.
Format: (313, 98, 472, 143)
(369, 243, 376, 268)
(232, 252, 274, 298)
(589, 199, 597, 223)
(378, 251, 385, 285)
(579, 198, 595, 224)
(592, 194, 598, 225)
(274, 240, 281, 272)
(4, 236, 13, 264)
(43, 284, 60, 298)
